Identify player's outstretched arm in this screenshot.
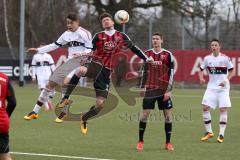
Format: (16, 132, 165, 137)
(121, 32, 147, 61)
(27, 48, 38, 54)
(6, 81, 17, 117)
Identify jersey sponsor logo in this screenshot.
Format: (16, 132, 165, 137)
(103, 41, 116, 52)
(152, 61, 163, 66)
(66, 41, 84, 47)
(207, 67, 227, 74)
(161, 55, 165, 60)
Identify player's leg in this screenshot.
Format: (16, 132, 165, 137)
(80, 67, 110, 134)
(0, 153, 12, 160)
(60, 66, 87, 104)
(217, 107, 228, 143)
(60, 61, 102, 103)
(201, 89, 217, 141)
(201, 105, 214, 141)
(80, 96, 105, 134)
(136, 93, 156, 151)
(55, 66, 87, 123)
(137, 108, 151, 151)
(24, 80, 57, 120)
(61, 68, 78, 98)
(39, 78, 54, 111)
(159, 96, 174, 151)
(0, 133, 11, 160)
(217, 90, 231, 143)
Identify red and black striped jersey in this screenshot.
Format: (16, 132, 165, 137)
(143, 49, 174, 92)
(92, 29, 147, 69)
(0, 72, 16, 133)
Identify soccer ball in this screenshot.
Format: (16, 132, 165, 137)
(114, 10, 129, 24)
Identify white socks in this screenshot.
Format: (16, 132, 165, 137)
(33, 104, 41, 114)
(203, 111, 213, 133)
(203, 110, 228, 136)
(219, 111, 227, 136)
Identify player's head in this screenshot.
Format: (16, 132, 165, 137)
(210, 38, 221, 54)
(66, 13, 79, 32)
(100, 12, 114, 30)
(152, 32, 163, 48)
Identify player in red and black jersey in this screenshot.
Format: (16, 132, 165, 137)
(0, 72, 16, 160)
(136, 33, 174, 151)
(55, 12, 152, 133)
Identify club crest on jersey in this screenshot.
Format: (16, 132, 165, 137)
(219, 61, 226, 67)
(114, 36, 121, 42)
(161, 55, 165, 60)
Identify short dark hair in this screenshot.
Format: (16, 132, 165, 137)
(100, 12, 113, 21)
(152, 32, 163, 39)
(211, 38, 220, 44)
(67, 13, 79, 21)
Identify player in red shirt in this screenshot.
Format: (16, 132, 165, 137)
(0, 72, 16, 160)
(55, 12, 153, 134)
(136, 33, 174, 151)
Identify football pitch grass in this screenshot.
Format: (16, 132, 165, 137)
(10, 84, 240, 160)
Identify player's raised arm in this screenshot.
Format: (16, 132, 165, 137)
(121, 32, 148, 61)
(27, 32, 67, 54)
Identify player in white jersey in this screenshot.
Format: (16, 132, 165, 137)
(24, 13, 92, 120)
(31, 43, 55, 111)
(199, 39, 234, 143)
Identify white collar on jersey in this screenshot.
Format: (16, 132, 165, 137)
(104, 28, 116, 36)
(151, 48, 164, 54)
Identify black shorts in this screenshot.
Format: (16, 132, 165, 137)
(0, 133, 9, 153)
(93, 67, 111, 98)
(85, 60, 103, 79)
(143, 89, 173, 110)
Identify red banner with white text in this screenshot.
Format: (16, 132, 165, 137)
(49, 49, 240, 84)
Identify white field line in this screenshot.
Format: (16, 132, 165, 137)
(10, 152, 115, 160)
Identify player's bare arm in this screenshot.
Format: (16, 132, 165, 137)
(198, 70, 205, 84)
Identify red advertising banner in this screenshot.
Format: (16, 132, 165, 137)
(49, 49, 240, 84)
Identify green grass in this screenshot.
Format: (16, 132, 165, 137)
(10, 84, 240, 160)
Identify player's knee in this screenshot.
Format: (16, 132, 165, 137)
(165, 115, 172, 123)
(202, 105, 210, 112)
(46, 81, 57, 90)
(220, 108, 227, 113)
(76, 66, 87, 77)
(141, 110, 150, 121)
(96, 98, 105, 108)
(63, 77, 71, 86)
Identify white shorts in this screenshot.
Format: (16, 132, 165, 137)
(37, 78, 49, 89)
(66, 68, 77, 79)
(202, 89, 231, 109)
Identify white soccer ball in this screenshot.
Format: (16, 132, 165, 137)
(114, 10, 129, 24)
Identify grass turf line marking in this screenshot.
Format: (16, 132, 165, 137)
(10, 152, 115, 160)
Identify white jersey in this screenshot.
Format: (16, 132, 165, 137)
(37, 27, 92, 59)
(32, 53, 55, 81)
(200, 53, 234, 90)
